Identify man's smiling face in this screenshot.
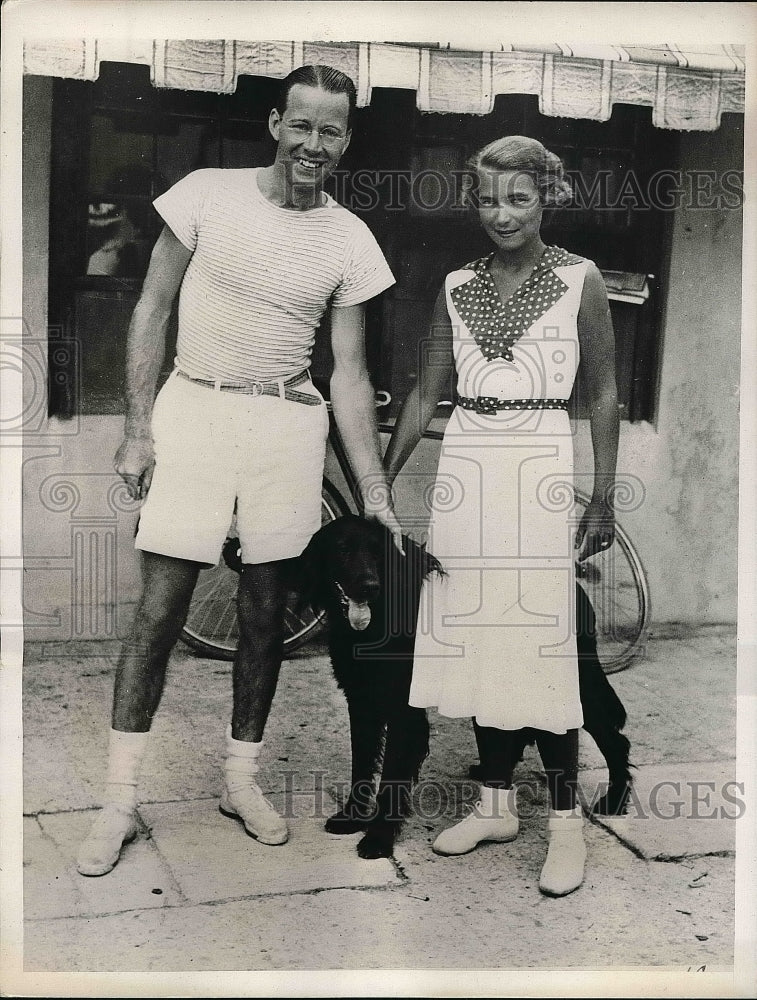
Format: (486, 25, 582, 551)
(269, 84, 352, 188)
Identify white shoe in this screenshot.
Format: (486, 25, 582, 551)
(76, 803, 138, 876)
(539, 809, 587, 897)
(220, 782, 288, 845)
(433, 785, 519, 856)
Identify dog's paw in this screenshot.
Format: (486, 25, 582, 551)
(356, 832, 393, 859)
(325, 810, 370, 835)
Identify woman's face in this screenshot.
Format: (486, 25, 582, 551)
(476, 168, 543, 253)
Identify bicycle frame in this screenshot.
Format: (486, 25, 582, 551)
(325, 402, 444, 516)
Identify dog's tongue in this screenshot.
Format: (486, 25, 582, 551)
(347, 600, 371, 631)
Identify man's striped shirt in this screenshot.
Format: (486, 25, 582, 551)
(154, 168, 395, 381)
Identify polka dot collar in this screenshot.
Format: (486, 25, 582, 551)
(450, 246, 583, 363)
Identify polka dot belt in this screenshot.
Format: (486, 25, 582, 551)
(458, 396, 569, 415)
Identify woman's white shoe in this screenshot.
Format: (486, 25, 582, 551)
(433, 785, 519, 856)
(539, 808, 587, 896)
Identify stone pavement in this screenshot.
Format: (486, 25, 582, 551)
(8, 625, 753, 994)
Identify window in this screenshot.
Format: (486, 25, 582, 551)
(48, 64, 280, 416)
(48, 68, 675, 422)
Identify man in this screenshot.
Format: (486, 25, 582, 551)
(77, 65, 400, 876)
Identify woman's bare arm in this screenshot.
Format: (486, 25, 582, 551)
(384, 287, 455, 489)
(575, 263, 620, 559)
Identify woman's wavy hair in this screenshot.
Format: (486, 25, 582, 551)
(462, 135, 572, 209)
(275, 64, 357, 128)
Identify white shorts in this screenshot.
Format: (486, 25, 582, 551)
(135, 371, 329, 565)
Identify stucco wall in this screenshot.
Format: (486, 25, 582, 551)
(575, 122, 742, 625)
(21, 77, 742, 638)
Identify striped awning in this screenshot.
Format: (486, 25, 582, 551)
(23, 39, 745, 131)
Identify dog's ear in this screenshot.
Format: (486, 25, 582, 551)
(403, 535, 445, 582)
(423, 545, 445, 580)
(378, 520, 410, 573)
(293, 530, 328, 613)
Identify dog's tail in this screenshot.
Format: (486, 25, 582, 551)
(581, 670, 627, 731)
(576, 581, 627, 730)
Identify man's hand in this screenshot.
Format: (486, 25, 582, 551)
(366, 503, 405, 554)
(362, 479, 404, 553)
(114, 435, 155, 501)
(575, 499, 615, 562)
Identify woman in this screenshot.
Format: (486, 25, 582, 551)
(384, 136, 619, 896)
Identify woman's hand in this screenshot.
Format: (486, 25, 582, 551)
(575, 498, 615, 562)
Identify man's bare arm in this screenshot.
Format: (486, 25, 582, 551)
(330, 302, 403, 548)
(114, 225, 192, 499)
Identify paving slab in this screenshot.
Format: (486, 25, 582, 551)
(139, 792, 399, 905)
(23, 732, 100, 814)
(598, 632, 736, 766)
(390, 811, 734, 971)
(23, 852, 735, 973)
(586, 761, 738, 860)
(37, 811, 184, 915)
(23, 817, 88, 920)
(19, 631, 739, 979)
(136, 711, 225, 803)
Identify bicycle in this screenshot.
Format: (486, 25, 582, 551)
(181, 396, 650, 674)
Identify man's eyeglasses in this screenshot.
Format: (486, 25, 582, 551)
(281, 121, 349, 147)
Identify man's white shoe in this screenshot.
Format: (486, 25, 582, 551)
(76, 803, 138, 876)
(220, 782, 288, 845)
(433, 785, 519, 856)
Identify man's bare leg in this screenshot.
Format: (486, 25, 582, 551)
(77, 551, 201, 875)
(220, 560, 290, 844)
(112, 551, 202, 731)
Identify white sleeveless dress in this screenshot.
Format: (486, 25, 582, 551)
(409, 247, 589, 733)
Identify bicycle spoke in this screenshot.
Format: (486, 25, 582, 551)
(573, 493, 650, 672)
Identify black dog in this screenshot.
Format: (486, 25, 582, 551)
(225, 516, 632, 854)
(301, 516, 633, 862)
(298, 515, 444, 859)
(468, 580, 634, 815)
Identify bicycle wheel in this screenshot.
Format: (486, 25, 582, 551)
(573, 490, 650, 673)
(180, 477, 351, 660)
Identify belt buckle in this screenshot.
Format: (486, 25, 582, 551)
(474, 396, 498, 415)
(248, 379, 264, 397)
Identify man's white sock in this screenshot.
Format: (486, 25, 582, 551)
(104, 728, 149, 811)
(224, 724, 263, 793)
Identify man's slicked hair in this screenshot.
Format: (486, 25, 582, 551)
(275, 64, 357, 127)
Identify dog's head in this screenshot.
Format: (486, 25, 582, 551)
(298, 514, 444, 632)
